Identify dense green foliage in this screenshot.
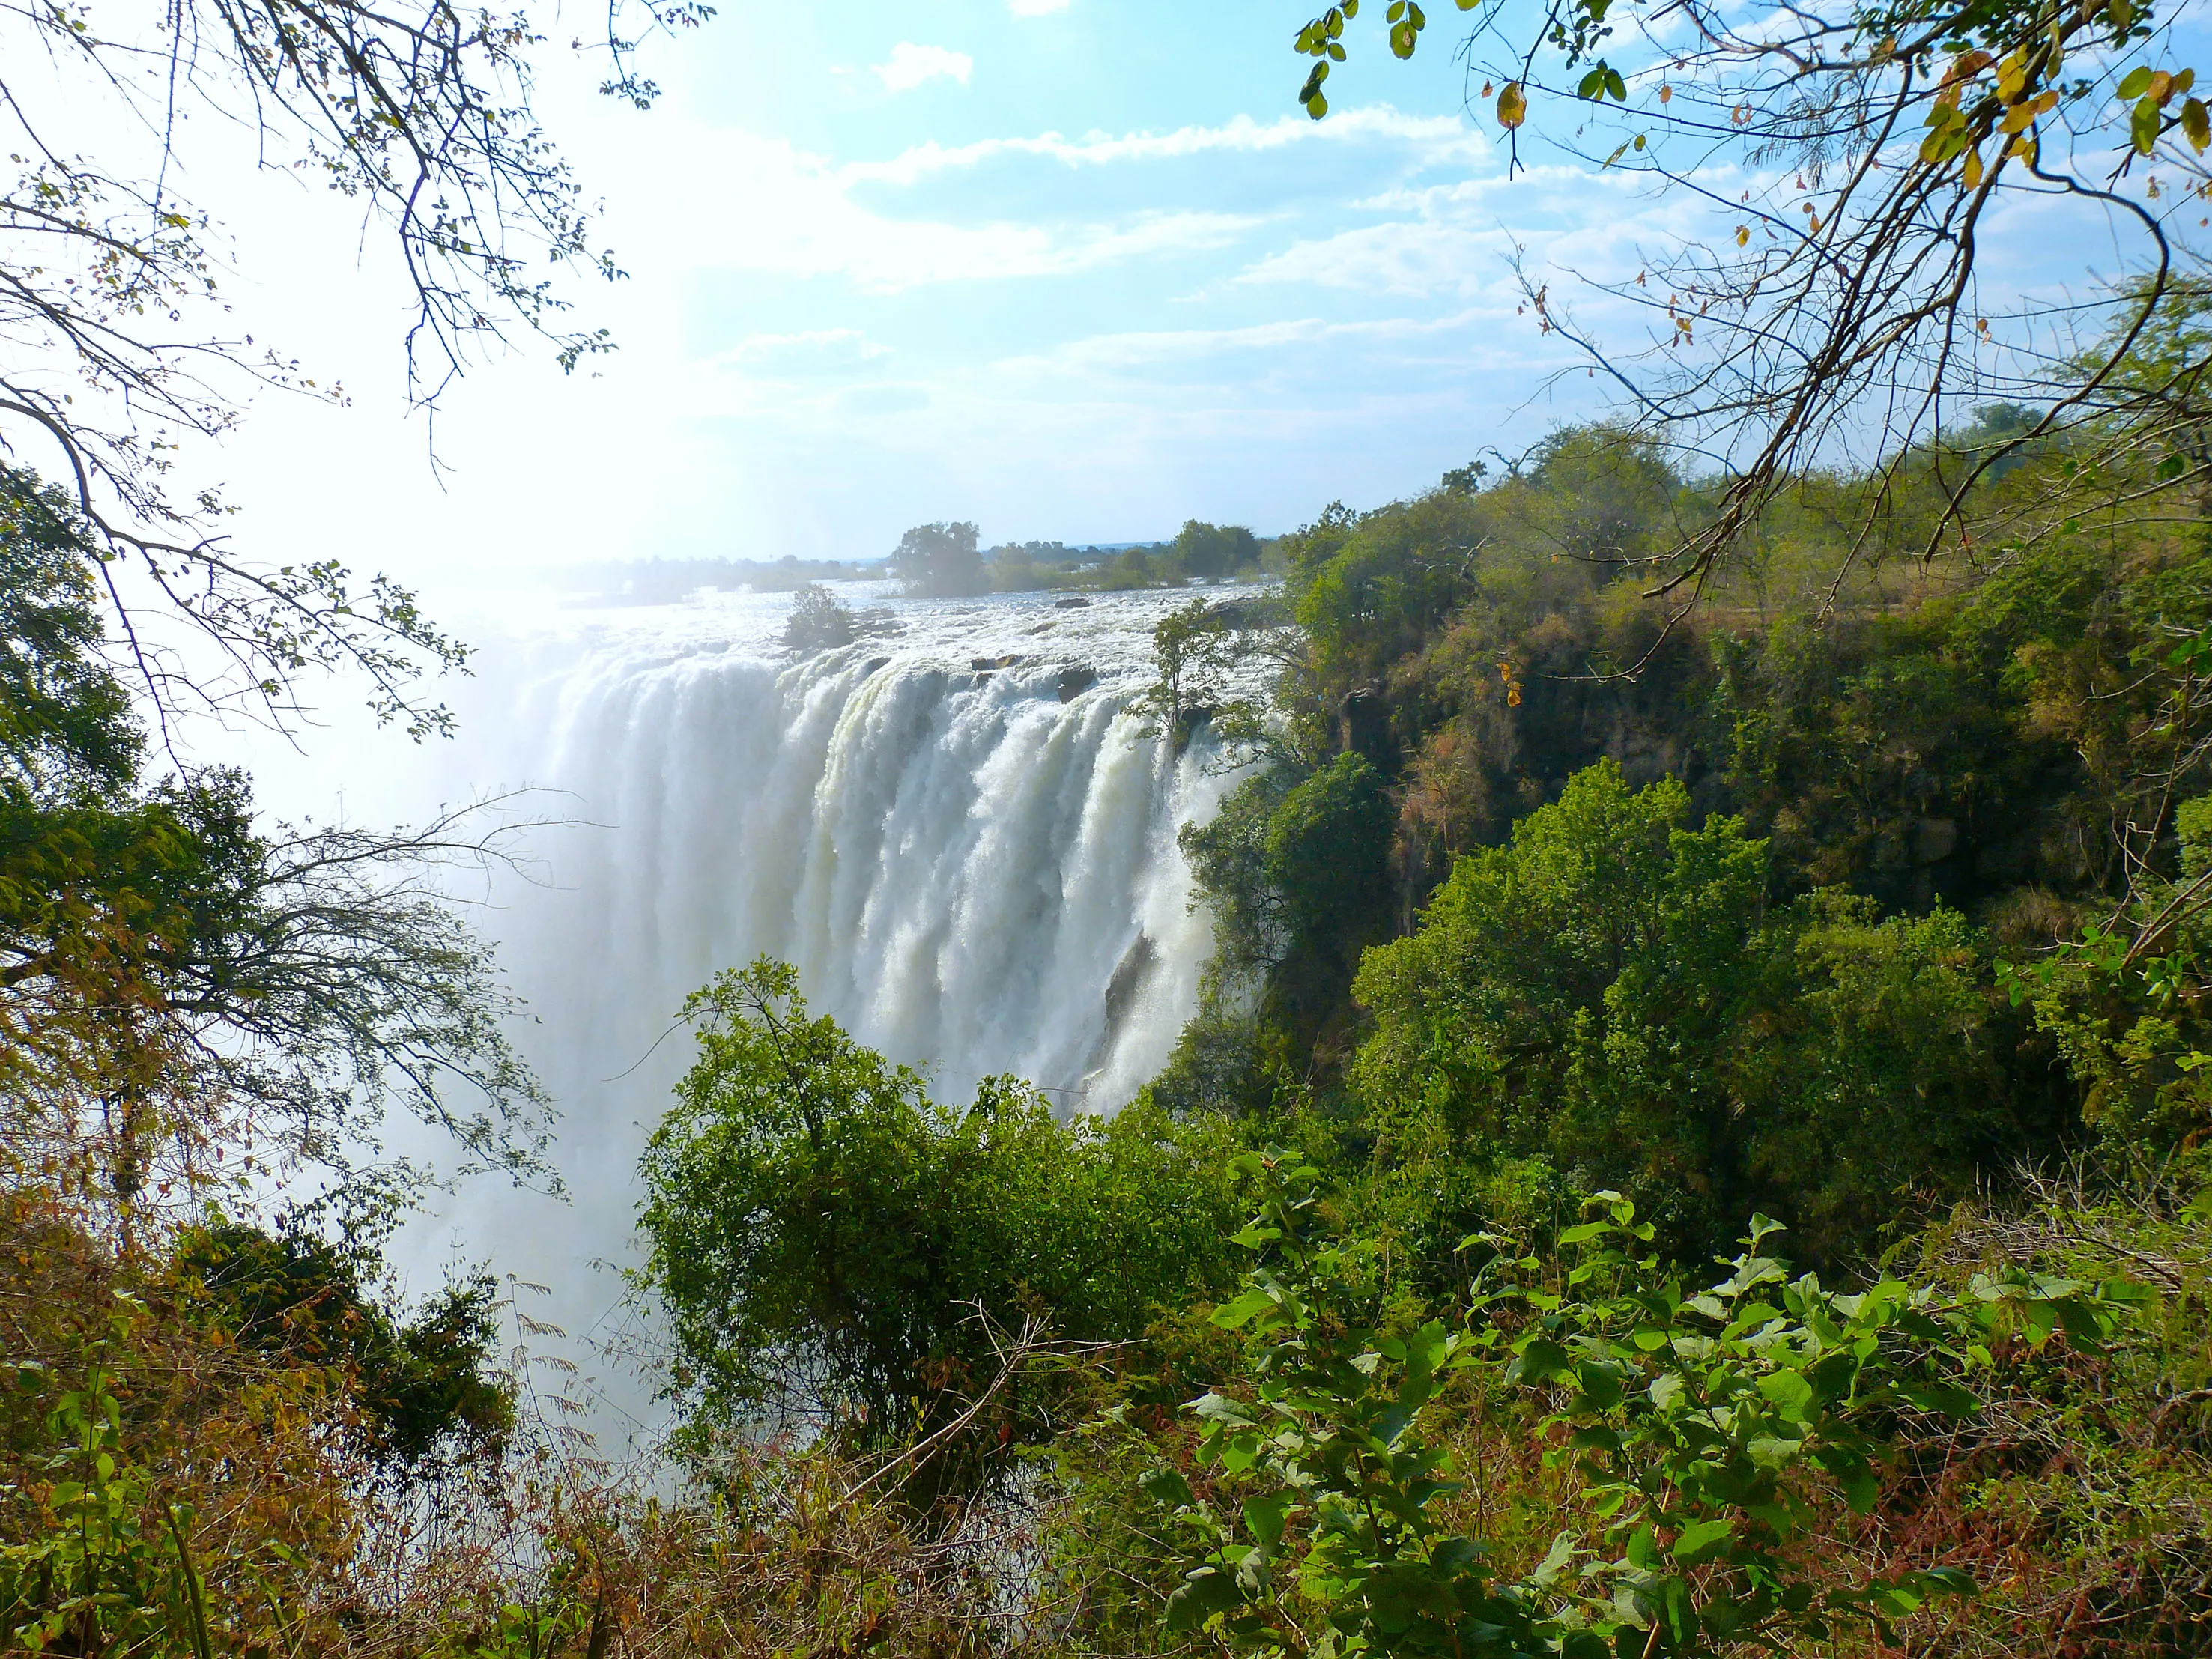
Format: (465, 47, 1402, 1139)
(1139, 394, 2212, 1276)
(1142, 1154, 2152, 1659)
(890, 521, 987, 598)
(636, 959, 1245, 1465)
(1351, 762, 2031, 1263)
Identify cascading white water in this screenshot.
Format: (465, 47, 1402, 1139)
(372, 583, 1254, 1443)
(501, 597, 1237, 1115)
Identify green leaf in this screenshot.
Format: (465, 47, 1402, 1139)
(1213, 1288, 1277, 1330)
(1756, 1370, 1813, 1419)
(1509, 1336, 1572, 1383)
(1141, 1466, 1196, 1510)
(1243, 1491, 1292, 1555)
(2119, 64, 2155, 98)
(1164, 1567, 1243, 1631)
(2133, 97, 2162, 152)
(1625, 1520, 1658, 1568)
(1673, 1517, 1735, 1563)
(1748, 1434, 1804, 1470)
(1194, 1391, 1256, 1425)
(1575, 1359, 1624, 1410)
(1528, 1530, 1577, 1587)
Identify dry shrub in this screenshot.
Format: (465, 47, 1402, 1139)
(0, 1186, 369, 1649)
(1776, 1163, 2212, 1658)
(1, 1174, 1133, 1659)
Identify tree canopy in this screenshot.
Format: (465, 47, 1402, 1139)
(635, 959, 1243, 1468)
(891, 521, 987, 598)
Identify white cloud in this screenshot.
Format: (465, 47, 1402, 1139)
(1237, 164, 1715, 297)
(644, 123, 1265, 288)
(849, 106, 1488, 188)
(716, 328, 891, 373)
(1008, 0, 1070, 12)
(994, 310, 1494, 375)
(1240, 219, 1513, 294)
(873, 43, 973, 92)
(599, 105, 1501, 294)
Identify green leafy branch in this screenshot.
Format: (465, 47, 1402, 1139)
(1145, 1156, 2149, 1659)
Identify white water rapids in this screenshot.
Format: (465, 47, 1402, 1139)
(278, 581, 1256, 1444)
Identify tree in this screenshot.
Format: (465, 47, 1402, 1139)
(1131, 598, 1247, 747)
(782, 583, 858, 653)
(1, 474, 552, 1239)
(172, 1217, 510, 1478)
(634, 958, 1243, 1465)
(889, 521, 985, 598)
(1172, 520, 1262, 580)
(1, 0, 706, 737)
(1352, 761, 2016, 1260)
(1286, 0, 2212, 633)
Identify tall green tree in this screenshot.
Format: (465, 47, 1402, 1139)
(889, 521, 986, 598)
(636, 958, 1243, 1467)
(1172, 521, 1262, 580)
(1353, 761, 2021, 1259)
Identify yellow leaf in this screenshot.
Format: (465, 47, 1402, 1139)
(1736, 225, 1749, 246)
(1963, 146, 1984, 188)
(1658, 82, 1672, 103)
(1497, 81, 1527, 128)
(1942, 49, 1993, 88)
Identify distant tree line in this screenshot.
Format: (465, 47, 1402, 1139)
(892, 518, 1270, 598)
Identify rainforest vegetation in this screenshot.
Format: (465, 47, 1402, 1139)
(8, 0, 2212, 1645)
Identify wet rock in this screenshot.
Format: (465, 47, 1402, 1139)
(1053, 595, 1091, 609)
(970, 653, 1022, 670)
(1057, 665, 1097, 702)
(1103, 933, 1157, 1031)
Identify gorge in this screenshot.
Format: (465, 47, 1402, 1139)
(378, 583, 1249, 1436)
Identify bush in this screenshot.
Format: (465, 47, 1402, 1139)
(781, 582, 857, 652)
(1136, 1151, 2145, 1659)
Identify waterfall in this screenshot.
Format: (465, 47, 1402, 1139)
(384, 584, 1248, 1440)
(503, 619, 1235, 1115)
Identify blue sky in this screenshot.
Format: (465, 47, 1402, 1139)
(557, 0, 1613, 559)
(208, 0, 1655, 583)
(186, 0, 2190, 595)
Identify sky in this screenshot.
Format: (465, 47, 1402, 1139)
(172, 0, 1652, 595)
(42, 0, 2193, 613)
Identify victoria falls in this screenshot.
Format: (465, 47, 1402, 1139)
(4, 0, 2211, 1655)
